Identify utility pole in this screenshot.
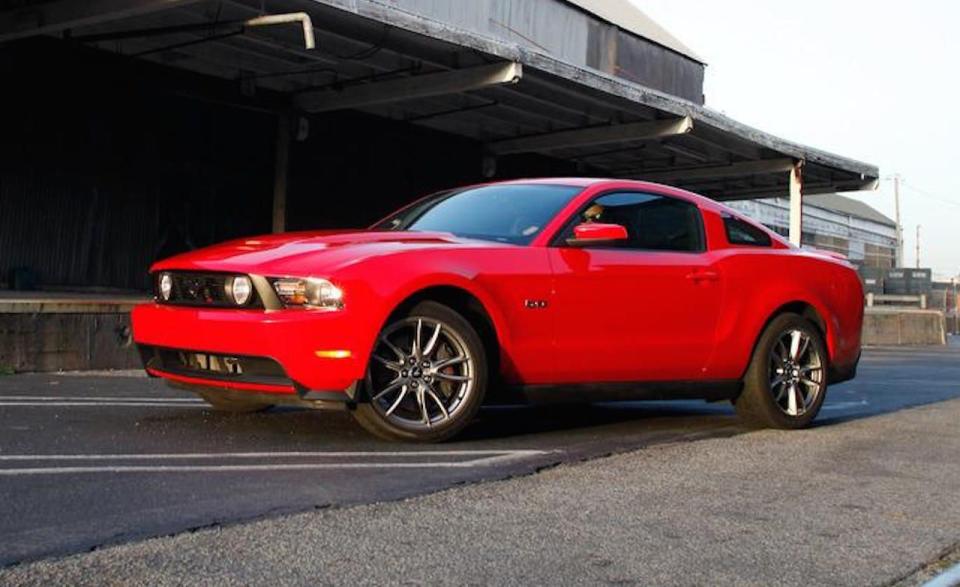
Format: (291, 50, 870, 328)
(953, 277, 958, 335)
(893, 174, 903, 267)
(915, 224, 921, 269)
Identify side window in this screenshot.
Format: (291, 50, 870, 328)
(723, 216, 772, 247)
(563, 191, 705, 252)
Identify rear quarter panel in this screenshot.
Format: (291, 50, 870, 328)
(705, 248, 864, 379)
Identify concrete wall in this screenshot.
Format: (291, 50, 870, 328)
(862, 308, 947, 346)
(0, 307, 139, 373)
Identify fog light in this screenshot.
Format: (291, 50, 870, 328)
(228, 276, 253, 305)
(159, 272, 173, 301)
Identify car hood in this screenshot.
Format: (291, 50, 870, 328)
(151, 230, 503, 276)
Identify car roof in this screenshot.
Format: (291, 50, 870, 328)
(488, 178, 792, 247)
(491, 177, 608, 187)
(487, 177, 728, 211)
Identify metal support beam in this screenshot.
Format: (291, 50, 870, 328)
(634, 158, 796, 183)
(71, 11, 316, 50)
(296, 62, 523, 113)
(245, 13, 315, 50)
(486, 116, 693, 155)
(0, 0, 202, 43)
(788, 161, 804, 246)
(893, 174, 903, 267)
(481, 155, 497, 178)
(272, 114, 292, 234)
(704, 180, 856, 200)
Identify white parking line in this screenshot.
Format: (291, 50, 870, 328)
(839, 380, 960, 387)
(0, 463, 512, 475)
(923, 561, 960, 587)
(0, 396, 204, 408)
(0, 450, 551, 475)
(0, 450, 547, 460)
(0, 396, 201, 402)
(821, 400, 870, 411)
(0, 402, 204, 408)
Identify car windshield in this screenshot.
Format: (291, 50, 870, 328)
(373, 184, 582, 245)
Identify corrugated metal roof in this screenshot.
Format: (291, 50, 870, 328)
(805, 194, 896, 227)
(565, 0, 705, 63)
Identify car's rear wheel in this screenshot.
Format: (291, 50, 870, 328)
(197, 391, 273, 413)
(734, 313, 828, 429)
(353, 301, 487, 442)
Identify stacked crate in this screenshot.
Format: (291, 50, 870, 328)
(882, 268, 933, 296)
(906, 269, 933, 295)
(883, 269, 907, 295)
(858, 266, 884, 295)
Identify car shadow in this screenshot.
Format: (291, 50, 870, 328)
(135, 380, 960, 446)
(456, 399, 742, 443)
(133, 397, 741, 448)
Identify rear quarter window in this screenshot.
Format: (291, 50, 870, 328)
(724, 216, 772, 247)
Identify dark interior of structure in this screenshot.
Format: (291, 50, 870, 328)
(0, 0, 876, 294)
(0, 38, 579, 291)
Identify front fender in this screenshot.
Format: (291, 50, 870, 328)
(334, 259, 513, 378)
(386, 272, 510, 350)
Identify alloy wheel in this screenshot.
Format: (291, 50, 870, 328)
(367, 317, 475, 429)
(768, 329, 824, 417)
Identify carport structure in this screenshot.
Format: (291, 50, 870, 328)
(0, 0, 878, 245)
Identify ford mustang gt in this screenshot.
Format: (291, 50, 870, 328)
(133, 178, 863, 441)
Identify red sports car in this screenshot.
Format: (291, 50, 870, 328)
(133, 178, 863, 441)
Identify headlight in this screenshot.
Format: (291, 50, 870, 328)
(158, 272, 173, 301)
(272, 277, 343, 309)
(227, 275, 253, 306)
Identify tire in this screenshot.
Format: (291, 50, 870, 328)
(734, 313, 828, 429)
(197, 391, 273, 413)
(353, 301, 488, 442)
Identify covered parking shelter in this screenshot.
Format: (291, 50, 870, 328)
(0, 0, 879, 293)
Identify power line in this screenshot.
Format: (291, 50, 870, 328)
(898, 181, 960, 209)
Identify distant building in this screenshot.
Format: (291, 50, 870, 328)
(728, 194, 898, 269)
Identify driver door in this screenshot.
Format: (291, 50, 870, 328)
(547, 191, 722, 382)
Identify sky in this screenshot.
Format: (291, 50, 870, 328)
(634, 0, 960, 279)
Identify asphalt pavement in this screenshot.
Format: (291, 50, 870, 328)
(0, 339, 958, 582)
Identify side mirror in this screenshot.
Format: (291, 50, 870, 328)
(566, 223, 629, 247)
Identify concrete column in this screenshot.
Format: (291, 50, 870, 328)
(272, 113, 292, 234)
(788, 160, 804, 246)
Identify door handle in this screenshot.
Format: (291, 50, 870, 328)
(686, 270, 720, 282)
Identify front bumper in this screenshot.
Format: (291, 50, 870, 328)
(132, 302, 371, 397)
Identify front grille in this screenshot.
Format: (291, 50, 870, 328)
(155, 271, 261, 308)
(139, 345, 290, 386)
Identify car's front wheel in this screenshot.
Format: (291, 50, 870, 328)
(734, 313, 828, 429)
(353, 301, 487, 442)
